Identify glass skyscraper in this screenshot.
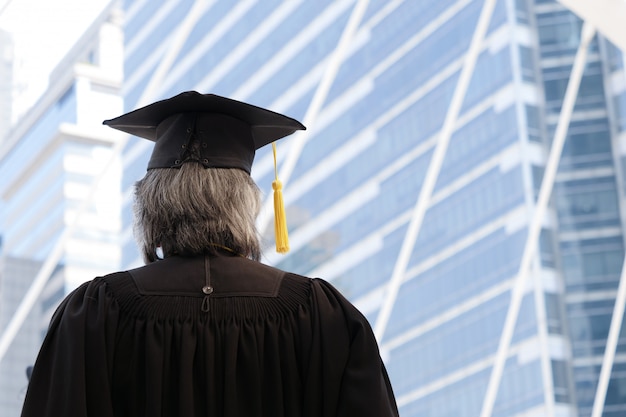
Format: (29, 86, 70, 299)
(122, 0, 626, 415)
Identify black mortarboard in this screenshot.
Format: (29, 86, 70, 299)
(103, 91, 305, 253)
(102, 91, 305, 174)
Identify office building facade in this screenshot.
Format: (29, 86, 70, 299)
(119, 0, 626, 416)
(0, 6, 123, 415)
(0, 29, 13, 143)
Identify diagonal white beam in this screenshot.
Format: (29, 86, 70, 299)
(479, 21, 596, 417)
(591, 251, 626, 417)
(373, 0, 498, 341)
(256, 0, 370, 242)
(0, 0, 212, 365)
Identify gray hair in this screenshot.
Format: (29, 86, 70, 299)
(133, 163, 262, 263)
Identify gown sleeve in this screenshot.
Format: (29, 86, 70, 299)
(21, 277, 119, 417)
(309, 278, 399, 417)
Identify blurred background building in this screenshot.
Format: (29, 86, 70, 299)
(1, 0, 626, 416)
(0, 4, 123, 414)
(0, 28, 13, 144)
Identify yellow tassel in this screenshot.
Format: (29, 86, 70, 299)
(272, 143, 289, 253)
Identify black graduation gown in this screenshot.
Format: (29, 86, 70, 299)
(21, 253, 398, 417)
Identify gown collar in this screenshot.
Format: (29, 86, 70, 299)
(127, 254, 283, 298)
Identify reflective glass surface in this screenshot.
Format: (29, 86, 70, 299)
(118, 2, 626, 416)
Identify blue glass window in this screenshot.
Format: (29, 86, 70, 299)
(280, 150, 432, 276)
(124, 0, 168, 46)
(605, 38, 624, 72)
(125, 0, 192, 77)
(461, 46, 514, 112)
(328, 0, 461, 102)
(492, 360, 544, 417)
(519, 45, 536, 82)
(173, 1, 235, 63)
(545, 293, 564, 335)
(515, 0, 530, 24)
(552, 359, 573, 403)
(386, 293, 537, 394)
(573, 360, 626, 415)
(387, 228, 526, 337)
(437, 105, 519, 189)
(374, 72, 459, 154)
(0, 84, 77, 188)
(544, 117, 613, 170)
(398, 367, 490, 417)
(560, 237, 624, 292)
(225, 2, 348, 104)
(554, 177, 620, 231)
(372, 2, 479, 108)
(567, 299, 626, 356)
(542, 61, 606, 112)
(526, 104, 544, 142)
(411, 166, 526, 265)
(488, 0, 508, 34)
(540, 228, 556, 267)
(395, 358, 544, 417)
(536, 10, 599, 58)
(532, 164, 544, 199)
(331, 225, 407, 298)
(361, 0, 390, 23)
(613, 91, 626, 132)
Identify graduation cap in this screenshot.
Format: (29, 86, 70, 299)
(103, 91, 306, 253)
